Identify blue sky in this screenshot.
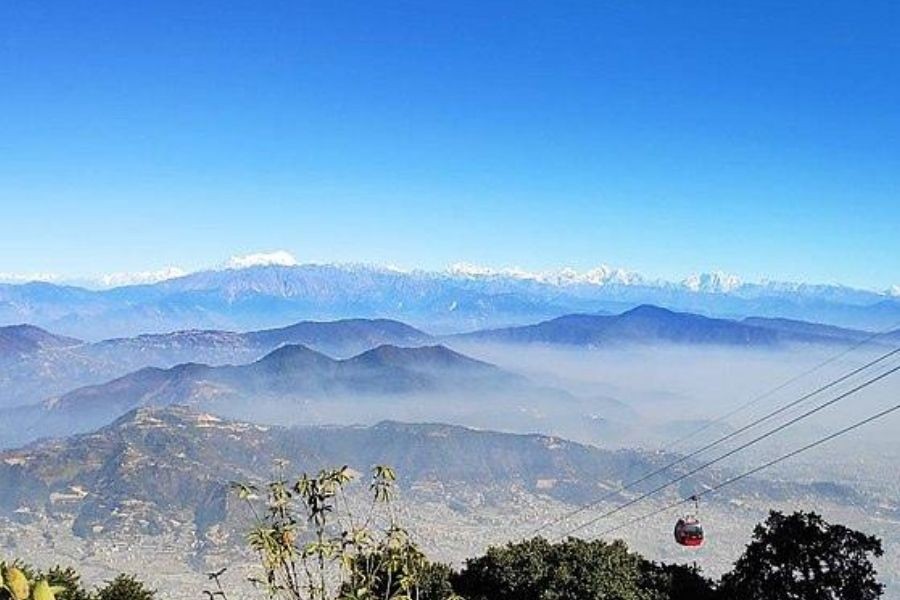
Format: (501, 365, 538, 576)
(1, 1, 898, 289)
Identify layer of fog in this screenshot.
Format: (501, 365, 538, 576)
(4, 337, 897, 502)
(210, 340, 900, 502)
(442, 341, 900, 497)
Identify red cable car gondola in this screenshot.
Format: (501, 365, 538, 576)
(674, 496, 705, 547)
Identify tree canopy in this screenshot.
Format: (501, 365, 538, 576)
(720, 510, 884, 600)
(452, 536, 658, 600)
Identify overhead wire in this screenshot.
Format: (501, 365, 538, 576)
(660, 324, 900, 453)
(554, 360, 900, 539)
(530, 341, 900, 536)
(595, 396, 900, 540)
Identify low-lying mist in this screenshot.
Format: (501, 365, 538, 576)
(441, 341, 899, 489)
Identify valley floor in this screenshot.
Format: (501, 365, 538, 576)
(4, 486, 900, 600)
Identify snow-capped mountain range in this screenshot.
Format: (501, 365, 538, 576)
(0, 252, 897, 339)
(3, 250, 896, 295)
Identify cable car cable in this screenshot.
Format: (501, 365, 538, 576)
(559, 361, 900, 539)
(596, 397, 900, 540)
(659, 322, 900, 454)
(555, 361, 900, 539)
(530, 345, 900, 536)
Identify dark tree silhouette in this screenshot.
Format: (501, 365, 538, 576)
(45, 567, 92, 600)
(416, 562, 457, 600)
(720, 510, 884, 600)
(640, 562, 717, 600)
(95, 575, 156, 600)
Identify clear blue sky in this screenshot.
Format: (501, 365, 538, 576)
(1, 1, 898, 289)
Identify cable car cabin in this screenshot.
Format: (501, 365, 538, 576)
(674, 518, 704, 547)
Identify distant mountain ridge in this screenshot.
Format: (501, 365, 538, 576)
(0, 318, 434, 409)
(454, 305, 884, 347)
(0, 324, 81, 360)
(2, 306, 895, 412)
(739, 317, 878, 344)
(0, 406, 861, 541)
(1, 263, 898, 339)
(1, 343, 532, 448)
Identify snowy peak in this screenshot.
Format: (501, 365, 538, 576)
(223, 250, 299, 269)
(2, 258, 898, 338)
(681, 271, 743, 293)
(98, 266, 187, 287)
(577, 265, 645, 286)
(446, 262, 644, 286)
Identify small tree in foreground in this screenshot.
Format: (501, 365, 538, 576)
(1, 562, 70, 600)
(719, 510, 884, 600)
(1, 563, 150, 600)
(233, 464, 448, 600)
(93, 575, 155, 600)
(43, 567, 91, 600)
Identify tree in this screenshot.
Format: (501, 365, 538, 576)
(415, 563, 456, 600)
(2, 562, 84, 600)
(341, 554, 457, 600)
(452, 536, 659, 600)
(639, 562, 716, 600)
(94, 575, 156, 600)
(44, 567, 91, 600)
(719, 510, 884, 600)
(233, 463, 435, 600)
(2, 560, 150, 600)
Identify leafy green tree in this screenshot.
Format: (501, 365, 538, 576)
(1, 559, 153, 600)
(2, 562, 70, 600)
(94, 575, 156, 600)
(719, 510, 884, 600)
(452, 536, 658, 600)
(44, 567, 91, 600)
(415, 563, 456, 600)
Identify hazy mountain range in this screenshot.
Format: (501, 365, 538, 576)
(453, 304, 897, 347)
(0, 318, 432, 409)
(1, 263, 898, 339)
(0, 324, 81, 359)
(3, 342, 603, 449)
(2, 307, 894, 413)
